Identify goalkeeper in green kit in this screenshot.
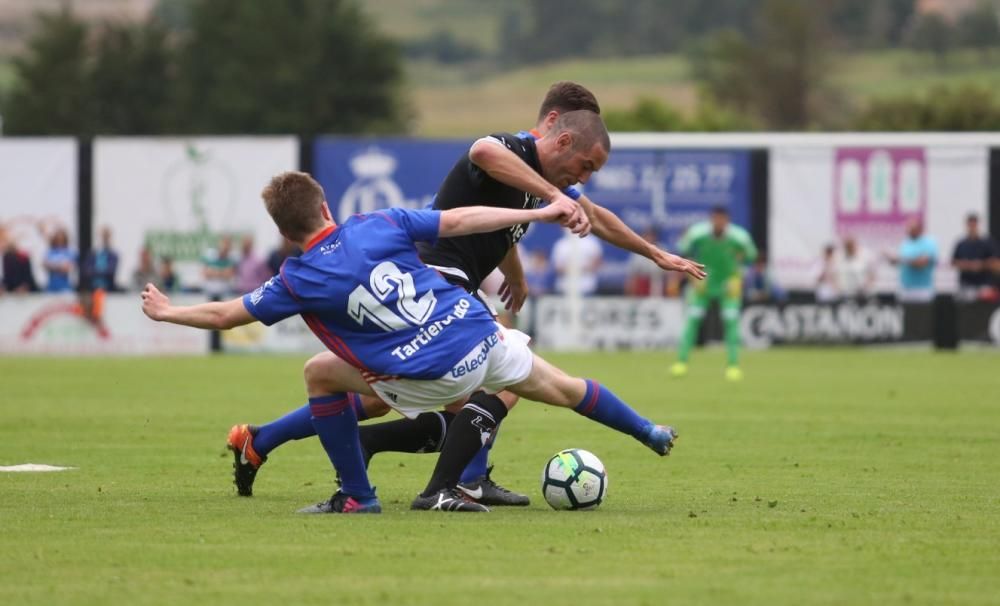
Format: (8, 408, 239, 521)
(670, 206, 757, 381)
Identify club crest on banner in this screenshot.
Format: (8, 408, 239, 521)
(337, 147, 428, 221)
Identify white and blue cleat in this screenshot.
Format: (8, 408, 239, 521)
(641, 424, 678, 456)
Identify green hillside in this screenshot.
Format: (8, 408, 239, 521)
(361, 0, 506, 53)
(405, 55, 694, 137)
(406, 49, 1000, 136)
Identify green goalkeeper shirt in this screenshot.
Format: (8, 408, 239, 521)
(678, 221, 758, 292)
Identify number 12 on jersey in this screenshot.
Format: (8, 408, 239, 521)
(347, 261, 438, 331)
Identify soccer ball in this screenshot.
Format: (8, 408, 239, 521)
(541, 448, 608, 510)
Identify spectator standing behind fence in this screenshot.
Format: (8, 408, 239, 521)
(42, 226, 76, 293)
(160, 256, 178, 292)
(815, 244, 839, 302)
(625, 228, 665, 297)
(1, 227, 38, 293)
(236, 235, 271, 294)
(82, 225, 120, 291)
(743, 252, 786, 303)
(551, 228, 603, 295)
(132, 246, 160, 291)
(522, 247, 554, 296)
(951, 213, 998, 301)
(886, 217, 937, 303)
(266, 237, 300, 275)
(202, 236, 236, 299)
(837, 236, 876, 300)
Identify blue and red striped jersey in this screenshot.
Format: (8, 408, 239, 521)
(242, 208, 498, 379)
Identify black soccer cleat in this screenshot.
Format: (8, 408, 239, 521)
(297, 490, 382, 514)
(457, 465, 530, 506)
(410, 488, 490, 512)
(226, 424, 266, 496)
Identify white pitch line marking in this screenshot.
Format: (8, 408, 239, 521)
(0, 464, 76, 472)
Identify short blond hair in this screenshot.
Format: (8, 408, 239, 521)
(261, 171, 327, 241)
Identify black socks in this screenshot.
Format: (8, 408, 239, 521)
(359, 410, 455, 462)
(420, 392, 508, 497)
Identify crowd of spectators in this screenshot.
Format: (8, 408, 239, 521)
(515, 213, 999, 306)
(0, 222, 300, 299)
(3, 216, 998, 304)
(815, 235, 878, 302)
(812, 213, 999, 304)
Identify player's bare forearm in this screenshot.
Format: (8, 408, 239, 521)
(141, 284, 253, 330)
(498, 246, 526, 283)
(584, 196, 706, 280)
(469, 139, 562, 202)
(162, 302, 251, 330)
(439, 207, 540, 237)
(584, 197, 654, 257)
(439, 200, 585, 237)
(498, 247, 529, 313)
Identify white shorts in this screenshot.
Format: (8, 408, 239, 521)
(370, 326, 534, 419)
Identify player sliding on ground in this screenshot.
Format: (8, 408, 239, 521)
(142, 171, 680, 513)
(228, 91, 706, 505)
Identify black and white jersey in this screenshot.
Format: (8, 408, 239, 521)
(417, 133, 546, 290)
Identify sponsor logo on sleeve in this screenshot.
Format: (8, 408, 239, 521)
(250, 277, 276, 306)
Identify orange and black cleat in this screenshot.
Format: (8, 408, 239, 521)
(226, 424, 266, 496)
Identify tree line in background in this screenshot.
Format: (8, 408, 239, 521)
(607, 0, 1000, 132)
(1, 0, 407, 136)
(496, 0, 998, 63)
(2, 0, 1000, 135)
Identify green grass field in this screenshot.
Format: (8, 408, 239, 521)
(3, 348, 999, 605)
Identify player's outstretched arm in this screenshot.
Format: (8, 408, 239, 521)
(580, 194, 706, 280)
(582, 196, 656, 256)
(141, 283, 254, 330)
(438, 198, 588, 238)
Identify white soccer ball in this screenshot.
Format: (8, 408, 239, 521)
(541, 448, 608, 510)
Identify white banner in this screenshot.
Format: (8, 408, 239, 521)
(0, 138, 77, 287)
(770, 144, 988, 293)
(534, 296, 683, 351)
(0, 293, 208, 355)
(93, 137, 298, 292)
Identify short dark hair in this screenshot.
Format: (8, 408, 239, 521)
(551, 110, 610, 152)
(261, 171, 327, 241)
(710, 205, 729, 216)
(967, 213, 979, 222)
(537, 81, 601, 121)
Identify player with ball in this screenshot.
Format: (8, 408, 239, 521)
(224, 83, 703, 510)
(144, 167, 688, 513)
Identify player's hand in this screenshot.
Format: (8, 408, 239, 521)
(498, 278, 528, 313)
(140, 283, 170, 321)
(540, 194, 591, 236)
(652, 249, 707, 280)
(536, 194, 575, 223)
